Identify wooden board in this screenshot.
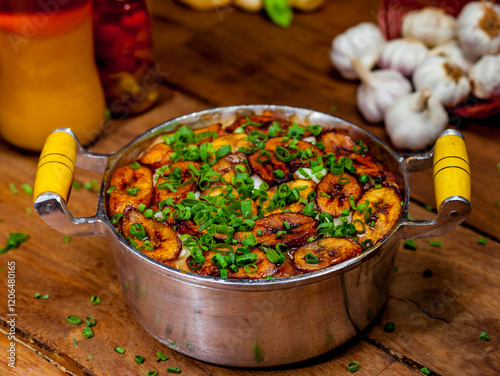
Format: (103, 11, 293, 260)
(0, 0, 498, 375)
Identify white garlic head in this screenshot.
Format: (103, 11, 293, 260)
(457, 1, 500, 59)
(378, 38, 429, 77)
(351, 56, 412, 123)
(469, 54, 500, 100)
(413, 56, 471, 107)
(385, 89, 448, 150)
(402, 7, 457, 48)
(428, 41, 475, 72)
(330, 22, 385, 80)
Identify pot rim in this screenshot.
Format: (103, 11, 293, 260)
(100, 104, 409, 290)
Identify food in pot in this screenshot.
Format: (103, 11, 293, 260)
(107, 111, 402, 279)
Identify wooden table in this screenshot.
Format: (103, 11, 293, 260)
(1, 1, 499, 375)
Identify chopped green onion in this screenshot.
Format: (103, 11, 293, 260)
(111, 213, 123, 224)
(0, 232, 28, 254)
(138, 203, 146, 212)
(128, 187, 140, 196)
(157, 352, 169, 361)
(21, 183, 33, 195)
(338, 176, 351, 185)
(130, 223, 147, 240)
(135, 355, 145, 364)
(26, 208, 32, 215)
(66, 316, 82, 325)
(85, 317, 97, 327)
(114, 346, 126, 354)
(266, 249, 281, 263)
(72, 182, 82, 190)
(478, 237, 487, 245)
(82, 327, 94, 339)
(419, 367, 431, 375)
(130, 161, 141, 170)
(257, 150, 271, 164)
(361, 239, 373, 250)
(34, 292, 50, 299)
(304, 253, 319, 264)
(167, 367, 181, 374)
(425, 205, 433, 211)
(220, 269, 228, 278)
(244, 264, 258, 273)
(215, 145, 231, 159)
(9, 183, 18, 195)
(73, 339, 78, 347)
(257, 230, 263, 236)
(107, 186, 117, 194)
(276, 230, 287, 239)
(272, 169, 285, 178)
(404, 240, 417, 250)
(147, 371, 158, 376)
(347, 361, 359, 372)
(480, 332, 490, 341)
(90, 295, 101, 305)
(307, 237, 315, 242)
(359, 174, 368, 184)
(383, 322, 395, 332)
(144, 209, 154, 218)
(429, 241, 442, 248)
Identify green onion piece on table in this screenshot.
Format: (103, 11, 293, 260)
(347, 361, 359, 372)
(114, 346, 126, 354)
(66, 316, 82, 325)
(263, 0, 293, 28)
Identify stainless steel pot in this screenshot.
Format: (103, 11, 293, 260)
(33, 105, 471, 367)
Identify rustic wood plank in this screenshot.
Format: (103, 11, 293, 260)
(0, 332, 70, 376)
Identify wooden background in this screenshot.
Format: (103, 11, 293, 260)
(1, 0, 499, 375)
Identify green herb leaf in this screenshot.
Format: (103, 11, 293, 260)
(419, 367, 431, 375)
(1, 232, 28, 254)
(263, 0, 293, 28)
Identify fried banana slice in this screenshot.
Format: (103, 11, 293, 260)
(211, 152, 250, 184)
(228, 249, 278, 279)
(248, 151, 292, 187)
(293, 237, 362, 272)
(353, 187, 402, 245)
(315, 173, 362, 217)
(235, 213, 317, 247)
(261, 180, 315, 215)
(264, 137, 324, 171)
(318, 131, 385, 179)
(155, 162, 200, 205)
(193, 123, 226, 144)
(225, 115, 292, 134)
(122, 205, 181, 262)
(139, 143, 174, 169)
(108, 165, 153, 217)
(210, 133, 254, 153)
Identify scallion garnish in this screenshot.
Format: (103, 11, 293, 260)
(147, 371, 158, 376)
(34, 292, 50, 299)
(304, 253, 319, 264)
(111, 212, 123, 224)
(114, 346, 126, 354)
(21, 183, 33, 195)
(130, 161, 141, 170)
(478, 237, 487, 245)
(167, 367, 181, 374)
(85, 317, 97, 327)
(66, 316, 82, 325)
(82, 327, 94, 339)
(429, 240, 442, 248)
(9, 183, 18, 195)
(404, 240, 417, 250)
(127, 187, 140, 196)
(0, 232, 28, 254)
(480, 332, 490, 341)
(90, 295, 101, 305)
(419, 367, 430, 375)
(135, 355, 145, 364)
(361, 239, 373, 250)
(347, 361, 359, 372)
(157, 352, 169, 361)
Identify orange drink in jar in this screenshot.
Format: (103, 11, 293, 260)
(0, 0, 106, 151)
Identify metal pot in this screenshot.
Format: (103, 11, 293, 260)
(33, 105, 471, 367)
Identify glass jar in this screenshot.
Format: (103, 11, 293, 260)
(93, 0, 159, 117)
(0, 0, 106, 151)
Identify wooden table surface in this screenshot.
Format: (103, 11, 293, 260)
(1, 1, 499, 375)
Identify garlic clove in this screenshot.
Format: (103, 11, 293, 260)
(378, 38, 429, 77)
(233, 0, 263, 12)
(352, 56, 412, 123)
(469, 54, 500, 100)
(412, 56, 471, 107)
(385, 90, 448, 150)
(427, 41, 476, 72)
(457, 1, 500, 59)
(330, 22, 385, 80)
(402, 7, 457, 48)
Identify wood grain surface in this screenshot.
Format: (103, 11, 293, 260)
(1, 0, 499, 375)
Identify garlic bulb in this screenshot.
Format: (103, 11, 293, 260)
(385, 89, 448, 150)
(457, 1, 500, 59)
(469, 54, 500, 99)
(330, 22, 385, 80)
(402, 7, 457, 48)
(351, 56, 412, 123)
(378, 38, 428, 77)
(234, 0, 263, 12)
(289, 0, 325, 12)
(412, 56, 471, 107)
(428, 41, 475, 72)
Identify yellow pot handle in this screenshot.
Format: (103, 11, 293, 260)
(33, 130, 77, 203)
(433, 130, 471, 212)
